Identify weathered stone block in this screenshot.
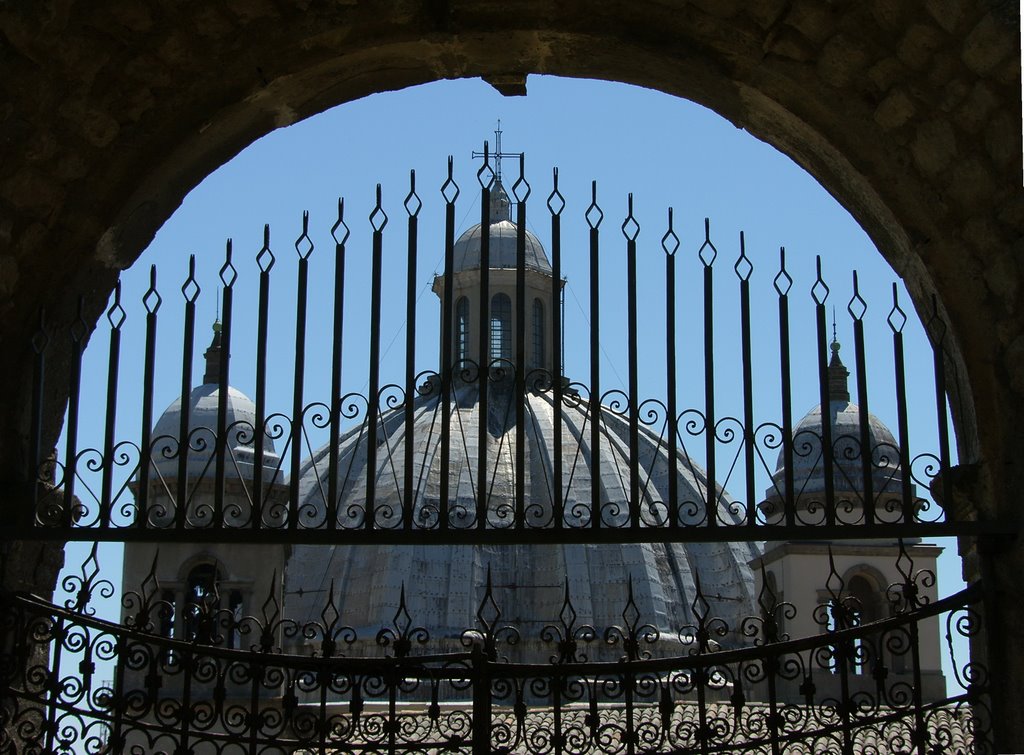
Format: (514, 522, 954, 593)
(954, 81, 998, 134)
(874, 88, 916, 129)
(897, 23, 944, 71)
(910, 119, 957, 175)
(866, 56, 905, 92)
(923, 0, 964, 33)
(962, 13, 1014, 74)
(985, 111, 1019, 167)
(783, 1, 835, 45)
(946, 155, 997, 209)
(817, 32, 871, 88)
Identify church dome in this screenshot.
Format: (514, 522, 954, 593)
(150, 326, 280, 481)
(452, 181, 551, 274)
(286, 383, 759, 649)
(769, 340, 903, 500)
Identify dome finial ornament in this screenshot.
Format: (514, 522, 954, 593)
(472, 123, 523, 224)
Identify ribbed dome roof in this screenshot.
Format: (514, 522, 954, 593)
(150, 326, 280, 481)
(769, 341, 904, 500)
(451, 181, 551, 274)
(287, 384, 759, 649)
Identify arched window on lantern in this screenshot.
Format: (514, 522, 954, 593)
(184, 562, 220, 644)
(456, 296, 469, 365)
(490, 293, 512, 362)
(532, 298, 545, 370)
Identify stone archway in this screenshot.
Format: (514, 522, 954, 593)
(0, 0, 1020, 747)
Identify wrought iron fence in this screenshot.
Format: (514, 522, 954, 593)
(15, 157, 1000, 544)
(0, 542, 990, 754)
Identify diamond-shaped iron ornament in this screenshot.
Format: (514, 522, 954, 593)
(621, 194, 640, 241)
(887, 283, 907, 333)
(773, 247, 793, 296)
(70, 297, 88, 342)
(734, 232, 753, 281)
(295, 211, 314, 260)
(698, 219, 717, 267)
(181, 255, 201, 303)
(547, 168, 565, 216)
(369, 185, 388, 233)
(107, 283, 126, 330)
(219, 242, 238, 288)
(441, 157, 461, 204)
(512, 155, 531, 203)
(847, 271, 867, 320)
(585, 182, 603, 229)
(404, 170, 422, 218)
(256, 224, 275, 273)
(811, 257, 830, 305)
(662, 209, 679, 256)
(142, 266, 162, 315)
(476, 141, 495, 189)
(31, 311, 49, 354)
(331, 199, 350, 246)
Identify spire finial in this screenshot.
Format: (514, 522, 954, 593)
(827, 318, 850, 403)
(473, 126, 522, 223)
(203, 319, 224, 385)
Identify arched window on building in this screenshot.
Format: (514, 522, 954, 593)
(490, 293, 511, 362)
(532, 298, 545, 370)
(846, 572, 885, 676)
(456, 296, 469, 365)
(184, 562, 220, 644)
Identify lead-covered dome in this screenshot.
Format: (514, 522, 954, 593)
(768, 340, 907, 504)
(150, 326, 280, 481)
(452, 181, 551, 274)
(286, 383, 759, 653)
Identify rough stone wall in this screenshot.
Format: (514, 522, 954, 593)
(0, 0, 1019, 747)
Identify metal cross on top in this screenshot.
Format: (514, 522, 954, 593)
(472, 119, 523, 184)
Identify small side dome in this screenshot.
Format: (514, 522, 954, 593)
(149, 325, 280, 481)
(769, 339, 904, 499)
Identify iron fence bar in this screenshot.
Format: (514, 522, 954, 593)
(813, 256, 836, 526)
(664, 211, 679, 529)
(248, 658, 261, 755)
(910, 617, 926, 755)
(253, 225, 274, 530)
(403, 171, 419, 530)
(850, 272, 874, 524)
(328, 200, 349, 532)
(624, 195, 640, 528)
(737, 233, 756, 526)
(28, 309, 46, 518)
(838, 634, 854, 755)
(776, 249, 795, 527)
(177, 648, 194, 755)
(439, 160, 458, 531)
(292, 214, 313, 531)
(476, 145, 492, 531)
(514, 156, 527, 529)
(929, 295, 953, 510)
(549, 170, 564, 529)
(587, 181, 602, 529)
(110, 634, 126, 752)
(215, 241, 236, 529)
(366, 187, 387, 531)
(43, 612, 64, 753)
(890, 284, 914, 525)
(138, 268, 160, 528)
(552, 675, 563, 755)
(472, 647, 491, 753)
(700, 220, 717, 528)
(175, 256, 199, 530)
(62, 297, 86, 528)
(100, 281, 123, 529)
(766, 650, 781, 755)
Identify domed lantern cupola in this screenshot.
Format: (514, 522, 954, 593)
(432, 127, 561, 378)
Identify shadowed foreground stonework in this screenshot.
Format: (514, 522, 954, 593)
(0, 0, 1020, 748)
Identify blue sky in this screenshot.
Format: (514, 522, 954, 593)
(59, 75, 968, 687)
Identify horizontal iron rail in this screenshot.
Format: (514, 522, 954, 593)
(4, 520, 1011, 544)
